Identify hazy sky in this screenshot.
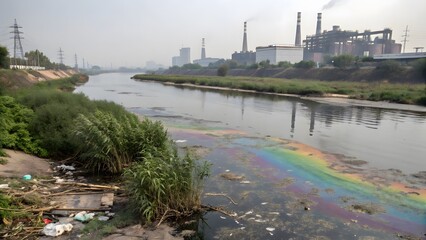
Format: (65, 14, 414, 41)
(1, 0, 425, 68)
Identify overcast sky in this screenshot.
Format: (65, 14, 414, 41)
(1, 0, 425, 68)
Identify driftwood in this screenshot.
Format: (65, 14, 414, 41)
(57, 182, 119, 190)
(201, 204, 237, 218)
(205, 192, 238, 205)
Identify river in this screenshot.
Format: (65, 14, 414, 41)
(75, 73, 426, 239)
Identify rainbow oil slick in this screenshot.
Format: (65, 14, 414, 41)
(169, 125, 426, 239)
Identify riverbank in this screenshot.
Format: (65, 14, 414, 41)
(133, 74, 426, 112)
(0, 69, 79, 90)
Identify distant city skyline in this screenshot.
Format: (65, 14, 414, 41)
(0, 0, 425, 68)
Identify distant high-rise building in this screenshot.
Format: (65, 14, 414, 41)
(172, 47, 191, 67)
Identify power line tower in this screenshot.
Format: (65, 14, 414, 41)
(58, 48, 64, 65)
(401, 25, 409, 53)
(9, 19, 25, 66)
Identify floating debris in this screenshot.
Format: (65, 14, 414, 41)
(240, 180, 251, 184)
(174, 140, 187, 143)
(266, 227, 275, 232)
(220, 216, 226, 220)
(261, 202, 268, 205)
(220, 172, 245, 181)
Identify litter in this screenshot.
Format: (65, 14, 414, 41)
(261, 202, 268, 205)
(240, 180, 251, 184)
(74, 211, 95, 222)
(269, 212, 280, 215)
(98, 216, 110, 221)
(266, 227, 275, 232)
(42, 223, 73, 237)
(175, 140, 187, 143)
(57, 164, 76, 171)
(0, 184, 9, 189)
(22, 174, 32, 180)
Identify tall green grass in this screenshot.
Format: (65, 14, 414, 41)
(133, 74, 426, 106)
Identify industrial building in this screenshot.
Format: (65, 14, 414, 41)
(172, 47, 191, 67)
(231, 22, 256, 66)
(303, 13, 402, 63)
(256, 45, 303, 64)
(193, 38, 221, 67)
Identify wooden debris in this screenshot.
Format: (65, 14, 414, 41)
(205, 192, 238, 205)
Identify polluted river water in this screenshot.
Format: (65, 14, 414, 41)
(75, 73, 426, 239)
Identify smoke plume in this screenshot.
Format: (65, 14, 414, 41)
(322, 0, 346, 10)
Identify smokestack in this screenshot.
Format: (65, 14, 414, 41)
(295, 12, 301, 47)
(316, 13, 322, 35)
(201, 38, 206, 59)
(242, 21, 248, 52)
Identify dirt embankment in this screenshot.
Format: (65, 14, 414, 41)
(0, 69, 78, 89)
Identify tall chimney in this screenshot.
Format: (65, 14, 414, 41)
(201, 38, 206, 59)
(295, 12, 301, 47)
(316, 13, 322, 35)
(242, 21, 248, 52)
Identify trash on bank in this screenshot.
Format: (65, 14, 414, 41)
(74, 211, 95, 222)
(98, 216, 110, 221)
(42, 223, 73, 237)
(57, 164, 76, 171)
(0, 184, 9, 189)
(22, 174, 32, 180)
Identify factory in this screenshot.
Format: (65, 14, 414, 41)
(231, 22, 256, 66)
(303, 13, 402, 63)
(172, 11, 408, 67)
(193, 38, 221, 67)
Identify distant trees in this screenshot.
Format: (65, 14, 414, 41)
(25, 50, 54, 69)
(217, 64, 229, 77)
(181, 63, 202, 69)
(0, 46, 9, 69)
(332, 54, 355, 69)
(294, 60, 315, 69)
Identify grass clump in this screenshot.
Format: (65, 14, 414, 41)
(124, 150, 210, 223)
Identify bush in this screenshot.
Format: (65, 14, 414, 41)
(73, 111, 169, 174)
(217, 64, 229, 77)
(374, 60, 403, 78)
(332, 55, 355, 69)
(124, 150, 210, 222)
(0, 96, 46, 156)
(294, 60, 315, 69)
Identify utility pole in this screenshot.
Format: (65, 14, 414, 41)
(9, 19, 25, 66)
(402, 25, 409, 53)
(82, 58, 85, 69)
(58, 48, 64, 66)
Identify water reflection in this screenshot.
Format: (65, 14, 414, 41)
(75, 73, 426, 174)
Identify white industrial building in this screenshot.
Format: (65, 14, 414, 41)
(256, 45, 303, 64)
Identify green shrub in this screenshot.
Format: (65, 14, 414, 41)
(124, 150, 210, 222)
(332, 55, 355, 69)
(294, 60, 315, 69)
(73, 110, 169, 174)
(217, 64, 229, 77)
(0, 96, 46, 156)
